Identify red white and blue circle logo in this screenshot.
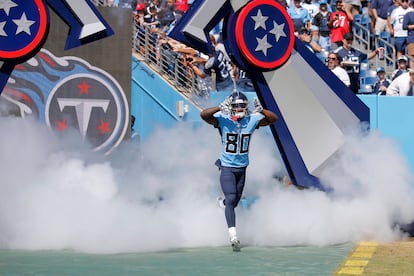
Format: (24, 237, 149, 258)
(235, 0, 294, 70)
(0, 0, 48, 61)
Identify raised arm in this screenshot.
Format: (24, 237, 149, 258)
(200, 96, 233, 127)
(253, 97, 278, 127)
(200, 106, 220, 127)
(258, 109, 278, 127)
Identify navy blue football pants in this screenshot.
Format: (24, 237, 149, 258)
(220, 166, 246, 228)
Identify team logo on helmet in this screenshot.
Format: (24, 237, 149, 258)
(235, 0, 294, 70)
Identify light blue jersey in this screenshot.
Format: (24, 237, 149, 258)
(214, 112, 264, 168)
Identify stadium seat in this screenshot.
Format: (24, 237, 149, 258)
(359, 84, 373, 94)
(359, 62, 370, 75)
(353, 14, 362, 35)
(364, 76, 378, 86)
(360, 16, 373, 46)
(359, 70, 378, 94)
(379, 31, 393, 63)
(379, 31, 391, 47)
(360, 68, 376, 78)
(380, 31, 391, 42)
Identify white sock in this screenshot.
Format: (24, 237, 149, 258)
(228, 227, 237, 239)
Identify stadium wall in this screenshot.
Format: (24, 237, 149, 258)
(359, 95, 414, 172)
(131, 56, 202, 140)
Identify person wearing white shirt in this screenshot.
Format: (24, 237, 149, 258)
(327, 52, 351, 87)
(302, 0, 320, 21)
(390, 0, 412, 58)
(386, 70, 414, 96)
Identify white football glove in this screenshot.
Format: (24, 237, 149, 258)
(219, 96, 232, 115)
(253, 97, 263, 113)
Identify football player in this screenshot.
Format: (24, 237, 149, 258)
(200, 91, 278, 251)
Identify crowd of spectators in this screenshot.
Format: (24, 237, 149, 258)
(124, 0, 414, 96)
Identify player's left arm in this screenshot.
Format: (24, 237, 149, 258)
(257, 109, 278, 127)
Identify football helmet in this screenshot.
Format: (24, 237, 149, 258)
(230, 91, 249, 119)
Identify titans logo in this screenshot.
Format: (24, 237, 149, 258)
(170, 0, 369, 190)
(233, 0, 294, 70)
(4, 49, 128, 154)
(0, 0, 113, 93)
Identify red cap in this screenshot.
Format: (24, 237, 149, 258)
(136, 3, 145, 11)
(175, 0, 188, 12)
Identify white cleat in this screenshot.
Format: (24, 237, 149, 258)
(230, 236, 241, 252)
(216, 196, 225, 209)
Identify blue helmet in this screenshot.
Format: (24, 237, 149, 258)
(230, 91, 249, 119)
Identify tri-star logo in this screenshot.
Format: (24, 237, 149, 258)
(0, 0, 48, 61)
(0, 0, 113, 93)
(234, 0, 294, 70)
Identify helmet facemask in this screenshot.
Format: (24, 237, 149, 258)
(230, 98, 249, 119)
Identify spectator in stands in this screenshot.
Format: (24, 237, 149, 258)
(158, 7, 176, 30)
(403, 8, 414, 69)
(287, 0, 311, 33)
(298, 27, 323, 53)
(277, 0, 288, 9)
(387, 0, 399, 34)
(335, 32, 379, 93)
(312, 0, 332, 51)
(361, 0, 370, 15)
(186, 55, 213, 97)
(134, 3, 146, 54)
(371, 0, 393, 47)
(189, 49, 233, 91)
(373, 66, 391, 95)
(342, 0, 360, 32)
(327, 52, 351, 87)
(158, 0, 168, 8)
(165, 0, 176, 11)
(141, 4, 160, 62)
(302, 0, 320, 22)
(143, 4, 159, 30)
(131, 0, 139, 10)
(175, 0, 188, 13)
(392, 55, 409, 80)
(150, 0, 162, 12)
(390, 0, 410, 59)
(210, 33, 242, 83)
(343, 0, 362, 17)
(328, 0, 353, 50)
(386, 69, 414, 95)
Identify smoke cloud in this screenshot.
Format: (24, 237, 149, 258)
(0, 117, 413, 253)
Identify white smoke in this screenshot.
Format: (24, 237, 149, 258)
(0, 117, 413, 253)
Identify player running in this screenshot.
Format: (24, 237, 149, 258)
(200, 91, 278, 251)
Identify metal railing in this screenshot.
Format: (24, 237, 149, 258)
(91, 0, 114, 6)
(352, 20, 396, 76)
(132, 19, 208, 99)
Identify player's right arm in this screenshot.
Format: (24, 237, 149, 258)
(200, 106, 220, 127)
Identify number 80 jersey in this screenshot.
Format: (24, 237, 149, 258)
(214, 112, 264, 168)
